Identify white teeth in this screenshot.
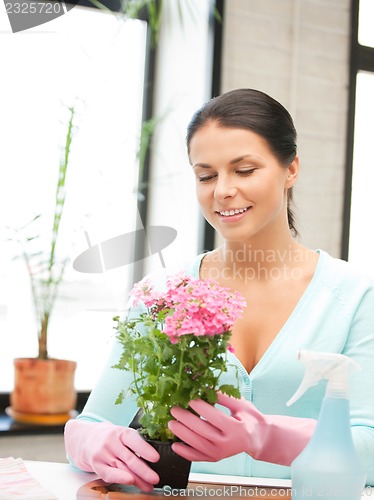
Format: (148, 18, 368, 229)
(219, 207, 248, 217)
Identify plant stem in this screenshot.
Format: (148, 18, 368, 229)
(38, 313, 49, 360)
(148, 327, 162, 396)
(177, 337, 186, 391)
(37, 105, 75, 359)
(48, 106, 74, 276)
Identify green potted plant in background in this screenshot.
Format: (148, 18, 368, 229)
(113, 272, 245, 488)
(7, 106, 78, 424)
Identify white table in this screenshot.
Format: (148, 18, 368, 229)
(24, 461, 372, 499)
(24, 461, 292, 499)
(25, 461, 99, 499)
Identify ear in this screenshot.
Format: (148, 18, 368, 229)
(285, 156, 300, 188)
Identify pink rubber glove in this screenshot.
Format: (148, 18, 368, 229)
(64, 419, 160, 492)
(168, 393, 316, 466)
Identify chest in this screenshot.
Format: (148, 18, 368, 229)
(226, 282, 308, 374)
(199, 251, 318, 374)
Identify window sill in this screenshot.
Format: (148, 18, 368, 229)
(0, 392, 89, 436)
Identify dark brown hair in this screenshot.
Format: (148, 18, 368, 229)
(186, 88, 298, 236)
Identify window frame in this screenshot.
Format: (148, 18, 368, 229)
(199, 0, 224, 253)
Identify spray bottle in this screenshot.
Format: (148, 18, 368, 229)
(287, 350, 366, 500)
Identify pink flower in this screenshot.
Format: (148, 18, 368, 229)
(130, 277, 162, 307)
(130, 272, 246, 343)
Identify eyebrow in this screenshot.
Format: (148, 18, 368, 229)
(192, 155, 257, 169)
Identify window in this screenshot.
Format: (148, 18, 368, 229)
(344, 0, 374, 278)
(0, 6, 147, 391)
(358, 0, 374, 48)
(0, 0, 216, 393)
(348, 71, 374, 277)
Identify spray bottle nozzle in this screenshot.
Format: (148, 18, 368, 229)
(286, 350, 360, 407)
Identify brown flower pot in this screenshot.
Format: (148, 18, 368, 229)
(10, 357, 77, 415)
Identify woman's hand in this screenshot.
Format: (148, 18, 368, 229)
(168, 392, 316, 466)
(64, 419, 160, 492)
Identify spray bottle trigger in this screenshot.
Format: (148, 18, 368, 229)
(286, 349, 361, 407)
(286, 374, 320, 406)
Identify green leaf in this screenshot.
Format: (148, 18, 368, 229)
(115, 390, 125, 405)
(219, 385, 241, 399)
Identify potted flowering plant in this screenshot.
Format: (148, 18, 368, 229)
(113, 272, 246, 488)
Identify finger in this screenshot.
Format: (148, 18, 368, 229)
(187, 399, 231, 431)
(172, 442, 213, 462)
(96, 463, 136, 485)
(216, 392, 245, 412)
(118, 455, 160, 492)
(129, 470, 158, 493)
(117, 447, 160, 485)
(169, 408, 222, 442)
(120, 429, 160, 463)
(168, 419, 217, 454)
(103, 463, 156, 493)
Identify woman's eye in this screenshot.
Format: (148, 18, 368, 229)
(198, 175, 216, 182)
(237, 169, 255, 176)
(197, 169, 255, 182)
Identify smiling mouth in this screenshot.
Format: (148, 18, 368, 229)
(216, 207, 251, 217)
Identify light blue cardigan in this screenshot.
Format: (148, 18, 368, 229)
(75, 250, 374, 484)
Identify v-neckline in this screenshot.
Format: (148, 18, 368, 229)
(192, 249, 324, 377)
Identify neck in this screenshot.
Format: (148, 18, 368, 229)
(219, 234, 305, 271)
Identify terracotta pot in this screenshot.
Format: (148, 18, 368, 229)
(10, 357, 77, 414)
(144, 437, 191, 489)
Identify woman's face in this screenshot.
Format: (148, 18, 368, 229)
(190, 122, 298, 243)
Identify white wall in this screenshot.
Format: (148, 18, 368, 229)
(220, 0, 351, 257)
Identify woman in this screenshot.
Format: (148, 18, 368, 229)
(64, 89, 374, 491)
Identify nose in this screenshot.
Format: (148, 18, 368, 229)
(214, 174, 237, 201)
